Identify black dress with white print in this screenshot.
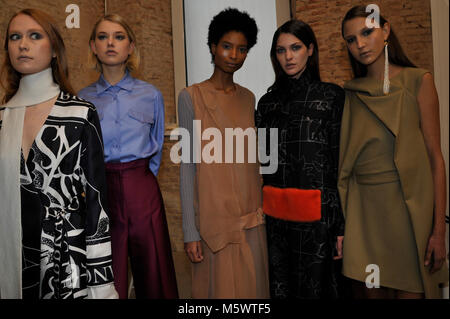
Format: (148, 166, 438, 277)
(1, 92, 114, 299)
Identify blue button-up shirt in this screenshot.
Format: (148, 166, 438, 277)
(78, 71, 165, 176)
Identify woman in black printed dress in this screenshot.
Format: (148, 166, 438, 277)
(0, 9, 117, 299)
(255, 20, 345, 298)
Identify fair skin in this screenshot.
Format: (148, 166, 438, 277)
(343, 17, 447, 299)
(275, 32, 344, 260)
(334, 235, 343, 260)
(90, 20, 135, 85)
(184, 31, 249, 263)
(7, 14, 57, 161)
(343, 17, 403, 79)
(275, 33, 313, 79)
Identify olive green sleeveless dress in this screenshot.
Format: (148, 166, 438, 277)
(338, 68, 448, 298)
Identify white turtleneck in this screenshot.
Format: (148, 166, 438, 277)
(0, 67, 60, 299)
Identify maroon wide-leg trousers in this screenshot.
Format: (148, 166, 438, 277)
(105, 158, 178, 299)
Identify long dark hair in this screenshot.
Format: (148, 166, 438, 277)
(268, 19, 320, 93)
(1, 8, 75, 103)
(341, 5, 416, 78)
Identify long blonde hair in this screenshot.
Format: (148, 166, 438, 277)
(1, 8, 75, 103)
(88, 14, 140, 74)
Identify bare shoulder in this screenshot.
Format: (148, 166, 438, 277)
(391, 64, 405, 77)
(420, 72, 434, 84)
(418, 72, 437, 96)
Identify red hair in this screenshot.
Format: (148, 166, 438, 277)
(1, 8, 75, 103)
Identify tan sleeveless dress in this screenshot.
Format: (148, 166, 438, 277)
(338, 68, 448, 298)
(185, 80, 269, 298)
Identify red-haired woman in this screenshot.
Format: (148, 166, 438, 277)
(0, 9, 117, 299)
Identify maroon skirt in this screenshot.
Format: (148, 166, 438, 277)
(105, 158, 178, 299)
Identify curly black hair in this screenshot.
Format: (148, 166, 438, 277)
(207, 7, 258, 60)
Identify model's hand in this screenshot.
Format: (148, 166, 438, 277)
(333, 236, 344, 260)
(185, 241, 204, 263)
(424, 232, 446, 274)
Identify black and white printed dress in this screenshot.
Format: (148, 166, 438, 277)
(0, 92, 115, 299)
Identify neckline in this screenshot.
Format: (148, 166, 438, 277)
(369, 66, 406, 82)
(201, 79, 240, 96)
(287, 69, 312, 88)
(21, 96, 58, 163)
(101, 70, 130, 88)
(5, 68, 60, 109)
(345, 67, 410, 92)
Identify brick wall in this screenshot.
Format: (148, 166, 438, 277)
(295, 0, 434, 86)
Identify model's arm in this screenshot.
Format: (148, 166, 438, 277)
(417, 72, 447, 274)
(254, 96, 265, 129)
(329, 87, 345, 260)
(178, 89, 203, 263)
(149, 90, 165, 176)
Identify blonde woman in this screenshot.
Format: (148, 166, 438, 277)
(78, 14, 178, 299)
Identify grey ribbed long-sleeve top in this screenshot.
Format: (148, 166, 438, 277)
(178, 89, 201, 242)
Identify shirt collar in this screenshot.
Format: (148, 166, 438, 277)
(95, 70, 134, 95)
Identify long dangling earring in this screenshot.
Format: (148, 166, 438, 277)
(383, 40, 390, 95)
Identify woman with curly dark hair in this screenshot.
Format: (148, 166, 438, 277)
(178, 7, 269, 298)
(255, 19, 345, 299)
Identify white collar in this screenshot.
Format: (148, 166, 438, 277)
(4, 67, 60, 109)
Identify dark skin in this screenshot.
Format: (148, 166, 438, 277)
(184, 31, 249, 263)
(208, 30, 249, 91)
